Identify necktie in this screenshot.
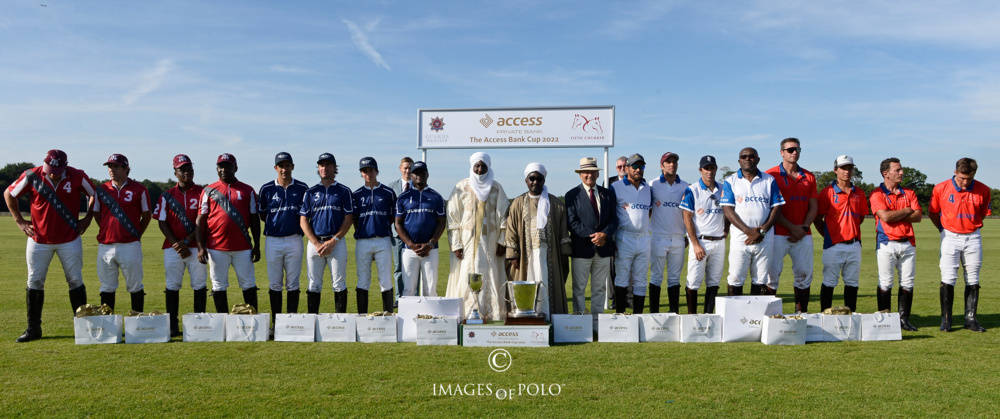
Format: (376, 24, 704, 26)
(589, 187, 599, 218)
(404, 181, 410, 192)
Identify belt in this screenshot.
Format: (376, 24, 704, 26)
(698, 235, 725, 241)
(317, 236, 335, 241)
(891, 238, 910, 243)
(358, 236, 389, 240)
(839, 239, 859, 245)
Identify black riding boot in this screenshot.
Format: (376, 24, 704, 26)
(193, 288, 208, 313)
(242, 287, 259, 311)
(100, 292, 116, 311)
(685, 288, 698, 314)
(633, 294, 646, 315)
(898, 287, 918, 332)
(16, 288, 44, 343)
(213, 291, 229, 313)
(613, 286, 628, 314)
(269, 289, 282, 330)
(164, 289, 181, 337)
(819, 285, 835, 311)
(334, 290, 348, 313)
(727, 285, 744, 296)
(307, 291, 321, 314)
(667, 285, 680, 314)
(794, 287, 810, 313)
(843, 286, 858, 313)
(964, 284, 986, 332)
(356, 288, 369, 314)
(704, 286, 719, 313)
(287, 290, 300, 313)
(749, 284, 763, 296)
(382, 290, 394, 313)
(940, 283, 954, 332)
(130, 291, 145, 313)
(876, 287, 891, 312)
(648, 285, 661, 313)
(68, 284, 87, 315)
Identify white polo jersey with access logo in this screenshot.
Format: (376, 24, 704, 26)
(649, 175, 689, 235)
(720, 169, 784, 243)
(612, 179, 652, 234)
(680, 178, 725, 237)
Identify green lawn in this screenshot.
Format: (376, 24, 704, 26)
(0, 219, 997, 417)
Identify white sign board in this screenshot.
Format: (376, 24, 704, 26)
(418, 106, 614, 149)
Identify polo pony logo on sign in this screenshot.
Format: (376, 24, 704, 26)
(571, 114, 603, 134)
(429, 117, 445, 132)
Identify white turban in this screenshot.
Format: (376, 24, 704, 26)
(468, 152, 494, 202)
(524, 163, 549, 229)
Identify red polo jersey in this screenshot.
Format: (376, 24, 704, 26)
(153, 184, 205, 249)
(929, 178, 992, 234)
(870, 183, 921, 246)
(199, 180, 257, 251)
(93, 179, 151, 245)
(6, 166, 95, 244)
(817, 183, 868, 249)
(765, 164, 817, 236)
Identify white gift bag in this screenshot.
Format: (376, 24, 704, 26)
(638, 313, 680, 342)
(124, 314, 170, 344)
(679, 314, 723, 343)
(74, 315, 123, 345)
(552, 314, 594, 343)
(357, 315, 398, 343)
(397, 296, 462, 342)
(798, 313, 825, 342)
(861, 312, 902, 341)
(821, 314, 861, 341)
(415, 317, 459, 346)
(225, 313, 269, 342)
(183, 313, 226, 342)
(761, 316, 806, 345)
(597, 313, 639, 343)
(274, 313, 317, 342)
(315, 313, 358, 342)
(717, 296, 783, 342)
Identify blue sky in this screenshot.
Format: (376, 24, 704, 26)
(2, 1, 998, 195)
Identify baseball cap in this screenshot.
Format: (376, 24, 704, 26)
(172, 154, 192, 169)
(317, 153, 336, 165)
(43, 149, 68, 175)
(217, 153, 237, 166)
(274, 152, 293, 165)
(626, 153, 645, 166)
(699, 155, 717, 169)
(835, 155, 855, 168)
(104, 154, 129, 167)
(575, 157, 600, 173)
(660, 152, 678, 164)
(411, 161, 428, 173)
(359, 157, 378, 171)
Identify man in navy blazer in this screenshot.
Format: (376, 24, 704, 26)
(566, 157, 618, 320)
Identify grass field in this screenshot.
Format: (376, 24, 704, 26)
(1, 219, 998, 417)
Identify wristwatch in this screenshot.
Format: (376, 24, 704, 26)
(757, 227, 767, 235)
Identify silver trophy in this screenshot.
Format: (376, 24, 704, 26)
(465, 273, 484, 324)
(505, 280, 543, 318)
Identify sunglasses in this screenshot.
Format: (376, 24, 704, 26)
(782, 147, 801, 153)
(739, 154, 757, 160)
(630, 164, 645, 170)
(526, 175, 544, 182)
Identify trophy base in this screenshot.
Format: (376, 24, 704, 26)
(505, 315, 546, 326)
(463, 318, 484, 324)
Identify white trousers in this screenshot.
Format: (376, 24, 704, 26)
(26, 236, 84, 290)
(571, 256, 610, 316)
(265, 235, 303, 291)
(686, 239, 725, 290)
(876, 241, 915, 290)
(97, 242, 144, 293)
(163, 248, 208, 291)
(356, 237, 393, 292)
(822, 242, 862, 288)
(768, 235, 814, 289)
(727, 237, 772, 287)
(402, 248, 438, 297)
(614, 232, 651, 296)
(940, 229, 982, 286)
(306, 239, 347, 292)
(650, 233, 685, 288)
(526, 244, 550, 321)
(208, 249, 257, 291)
